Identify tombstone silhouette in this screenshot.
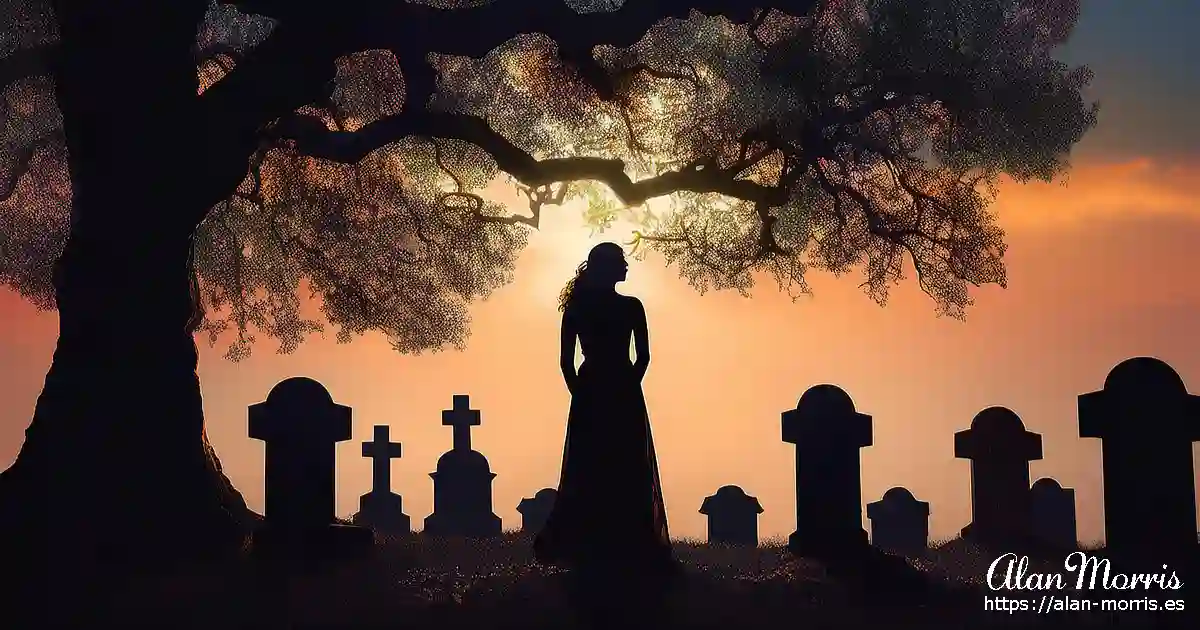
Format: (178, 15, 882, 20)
(1029, 477, 1076, 550)
(352, 425, 410, 534)
(517, 488, 557, 535)
(699, 485, 763, 546)
(248, 377, 372, 552)
(866, 487, 930, 556)
(423, 395, 502, 537)
(782, 384, 872, 557)
(1078, 357, 1200, 559)
(954, 407, 1042, 546)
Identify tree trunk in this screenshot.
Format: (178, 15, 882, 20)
(0, 0, 256, 575)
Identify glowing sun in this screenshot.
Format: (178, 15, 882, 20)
(517, 196, 662, 306)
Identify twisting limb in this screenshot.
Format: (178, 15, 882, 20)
(191, 2, 827, 234)
(211, 0, 821, 121)
(268, 110, 788, 209)
(514, 183, 569, 228)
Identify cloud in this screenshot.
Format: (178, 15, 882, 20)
(993, 157, 1200, 229)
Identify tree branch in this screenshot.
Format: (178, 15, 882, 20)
(222, 0, 821, 102)
(179, 1, 826, 233)
(0, 45, 57, 92)
(0, 140, 40, 203)
(271, 110, 787, 209)
(232, 0, 814, 56)
(185, 20, 354, 226)
(0, 118, 64, 203)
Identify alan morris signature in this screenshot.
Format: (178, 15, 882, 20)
(987, 552, 1184, 591)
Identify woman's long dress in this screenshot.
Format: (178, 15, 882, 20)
(534, 309, 673, 574)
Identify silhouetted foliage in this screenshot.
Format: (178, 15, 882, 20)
(1, 0, 1096, 358)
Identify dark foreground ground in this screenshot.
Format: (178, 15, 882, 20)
(8, 533, 1194, 629)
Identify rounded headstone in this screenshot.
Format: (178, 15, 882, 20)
(1103, 357, 1186, 394)
(970, 406, 1025, 433)
(533, 488, 558, 501)
(715, 485, 749, 498)
(1031, 477, 1063, 492)
(882, 487, 917, 503)
(265, 377, 335, 407)
(701, 484, 763, 517)
(435, 448, 492, 473)
(796, 384, 856, 415)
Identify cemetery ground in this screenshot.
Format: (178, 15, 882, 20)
(15, 531, 1192, 629)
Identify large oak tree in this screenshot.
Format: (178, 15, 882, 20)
(0, 0, 1094, 569)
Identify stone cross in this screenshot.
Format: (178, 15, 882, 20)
(352, 423, 411, 535)
(1030, 477, 1077, 550)
(699, 485, 764, 546)
(443, 394, 481, 452)
(954, 406, 1043, 546)
(1078, 357, 1200, 558)
(424, 393, 502, 537)
(517, 488, 558, 535)
(363, 425, 402, 495)
(249, 377, 353, 529)
(782, 384, 872, 557)
(866, 487, 930, 556)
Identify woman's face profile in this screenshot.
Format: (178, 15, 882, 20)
(589, 245, 628, 284)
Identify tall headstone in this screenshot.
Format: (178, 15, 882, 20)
(866, 487, 930, 556)
(954, 407, 1042, 546)
(1078, 357, 1200, 559)
(517, 488, 557, 535)
(782, 384, 872, 557)
(1029, 477, 1076, 550)
(248, 377, 372, 552)
(423, 395, 502, 537)
(352, 425, 410, 534)
(699, 485, 763, 546)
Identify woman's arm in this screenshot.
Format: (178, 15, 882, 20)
(560, 307, 579, 393)
(632, 298, 650, 382)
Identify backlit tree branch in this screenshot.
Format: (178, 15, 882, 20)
(270, 110, 788, 211)
(1, 0, 1098, 355)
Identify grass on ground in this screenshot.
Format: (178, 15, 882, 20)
(19, 532, 1188, 629)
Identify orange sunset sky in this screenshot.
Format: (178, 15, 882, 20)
(1, 1, 1198, 545)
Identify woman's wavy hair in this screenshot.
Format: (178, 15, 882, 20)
(558, 242, 625, 312)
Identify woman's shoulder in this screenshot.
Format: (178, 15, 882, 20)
(567, 292, 642, 313)
(620, 294, 645, 314)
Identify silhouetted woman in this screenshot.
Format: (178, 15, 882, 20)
(534, 242, 676, 577)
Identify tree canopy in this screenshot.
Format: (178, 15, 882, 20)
(0, 0, 1096, 359)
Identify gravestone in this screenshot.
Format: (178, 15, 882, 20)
(782, 384, 872, 557)
(1078, 357, 1200, 559)
(866, 487, 930, 556)
(423, 395, 502, 537)
(955, 407, 1042, 546)
(352, 425, 410, 534)
(1029, 477, 1076, 550)
(517, 488, 557, 535)
(699, 485, 763, 546)
(248, 377, 372, 553)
